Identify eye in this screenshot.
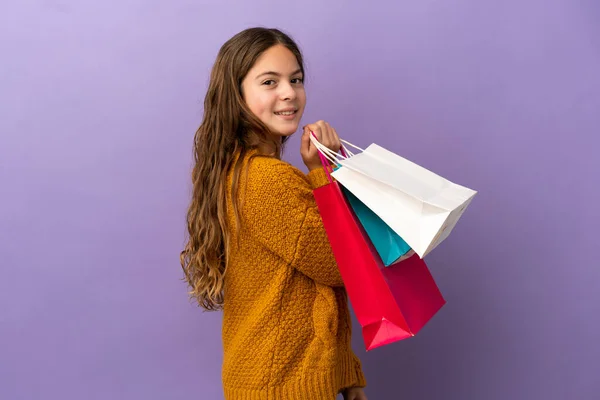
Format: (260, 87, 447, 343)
(291, 77, 304, 84)
(262, 79, 276, 86)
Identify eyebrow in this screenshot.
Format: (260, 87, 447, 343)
(255, 68, 303, 79)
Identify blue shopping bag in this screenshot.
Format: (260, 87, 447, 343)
(340, 184, 413, 266)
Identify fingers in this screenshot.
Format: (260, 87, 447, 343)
(300, 128, 311, 153)
(304, 120, 340, 152)
(331, 127, 341, 152)
(300, 127, 322, 171)
(319, 120, 332, 148)
(303, 121, 323, 142)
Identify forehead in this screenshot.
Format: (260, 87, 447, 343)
(250, 44, 301, 75)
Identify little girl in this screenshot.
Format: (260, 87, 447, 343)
(180, 27, 367, 400)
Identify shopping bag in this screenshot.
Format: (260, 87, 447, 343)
(312, 151, 445, 350)
(311, 136, 477, 258)
(340, 184, 413, 266)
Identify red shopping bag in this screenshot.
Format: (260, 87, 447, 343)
(313, 179, 446, 350)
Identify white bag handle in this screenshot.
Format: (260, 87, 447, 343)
(340, 139, 364, 155)
(308, 134, 363, 161)
(311, 139, 339, 165)
(309, 133, 347, 165)
(313, 137, 363, 159)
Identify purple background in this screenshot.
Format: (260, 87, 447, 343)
(1, 1, 598, 399)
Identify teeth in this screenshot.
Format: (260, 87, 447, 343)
(275, 111, 295, 115)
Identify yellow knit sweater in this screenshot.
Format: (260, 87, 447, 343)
(221, 150, 366, 399)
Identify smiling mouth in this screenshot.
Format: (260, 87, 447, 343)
(274, 110, 297, 116)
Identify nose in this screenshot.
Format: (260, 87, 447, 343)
(279, 81, 297, 101)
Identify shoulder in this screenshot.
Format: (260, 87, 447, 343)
(237, 155, 317, 218)
(245, 155, 309, 189)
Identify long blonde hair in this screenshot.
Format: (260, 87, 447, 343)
(180, 27, 305, 311)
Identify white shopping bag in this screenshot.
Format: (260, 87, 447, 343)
(311, 136, 477, 258)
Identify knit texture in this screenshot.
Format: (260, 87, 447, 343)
(221, 151, 366, 399)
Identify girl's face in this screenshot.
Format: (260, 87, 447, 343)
(241, 44, 306, 138)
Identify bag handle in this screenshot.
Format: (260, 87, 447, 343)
(309, 133, 352, 163)
(310, 135, 362, 160)
(340, 139, 364, 155)
(308, 133, 361, 183)
(310, 132, 335, 183)
(310, 133, 340, 165)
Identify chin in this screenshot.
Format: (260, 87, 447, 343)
(272, 125, 299, 137)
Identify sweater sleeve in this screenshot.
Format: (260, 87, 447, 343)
(239, 157, 344, 287)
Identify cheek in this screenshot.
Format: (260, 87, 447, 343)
(298, 90, 307, 109)
(246, 91, 275, 117)
(244, 93, 260, 115)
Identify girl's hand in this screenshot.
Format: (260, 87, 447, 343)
(300, 120, 341, 171)
(342, 386, 368, 400)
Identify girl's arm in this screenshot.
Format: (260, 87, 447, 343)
(240, 156, 344, 287)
